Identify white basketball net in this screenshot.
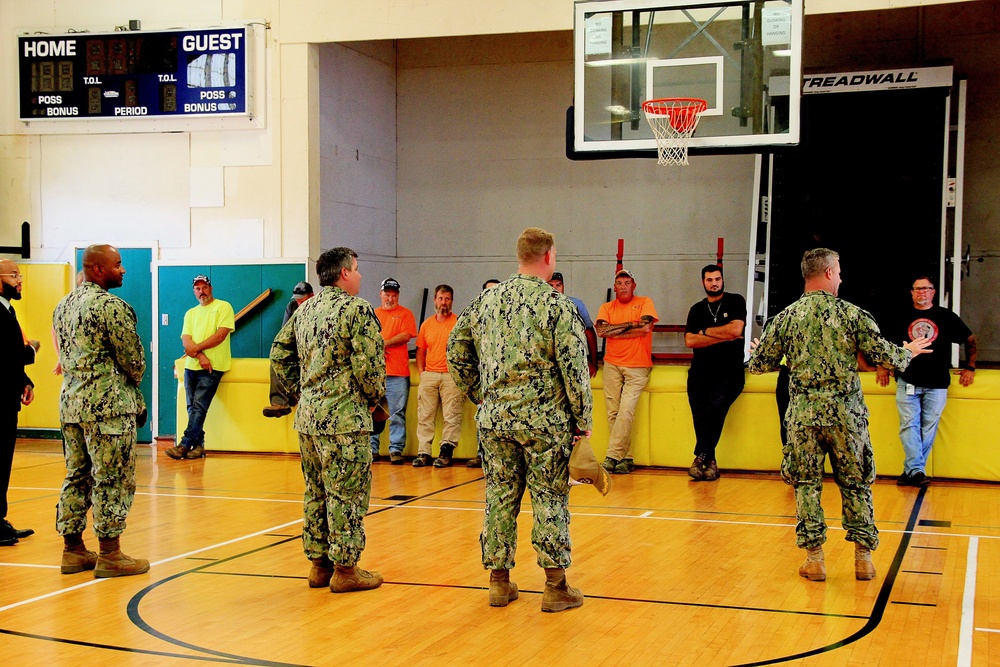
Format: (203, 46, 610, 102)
(642, 99, 707, 166)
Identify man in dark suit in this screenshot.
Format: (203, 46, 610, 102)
(0, 258, 40, 547)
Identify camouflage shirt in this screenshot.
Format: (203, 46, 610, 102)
(447, 273, 593, 432)
(748, 290, 911, 426)
(270, 285, 385, 435)
(53, 282, 146, 422)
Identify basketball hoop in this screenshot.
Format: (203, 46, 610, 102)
(642, 98, 708, 166)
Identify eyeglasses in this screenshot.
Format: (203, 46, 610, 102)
(0, 272, 22, 280)
(911, 287, 935, 292)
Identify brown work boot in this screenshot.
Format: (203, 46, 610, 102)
(94, 537, 150, 578)
(488, 569, 519, 607)
(308, 557, 334, 588)
(855, 544, 876, 581)
(688, 454, 707, 480)
(329, 564, 383, 593)
(262, 404, 292, 418)
(61, 534, 98, 574)
(433, 442, 455, 468)
(798, 546, 826, 582)
(164, 445, 188, 460)
(541, 567, 584, 612)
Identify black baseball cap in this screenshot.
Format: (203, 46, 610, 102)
(292, 281, 313, 295)
(380, 278, 401, 291)
(550, 272, 564, 282)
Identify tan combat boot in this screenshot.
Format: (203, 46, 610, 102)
(798, 546, 826, 581)
(61, 534, 98, 574)
(94, 537, 150, 578)
(541, 567, 584, 612)
(488, 569, 519, 607)
(329, 564, 383, 593)
(855, 544, 876, 580)
(308, 557, 334, 588)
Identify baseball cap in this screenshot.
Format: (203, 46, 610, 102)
(292, 281, 313, 295)
(192, 274, 211, 286)
(380, 278, 401, 291)
(569, 435, 611, 496)
(549, 272, 564, 282)
(615, 269, 634, 280)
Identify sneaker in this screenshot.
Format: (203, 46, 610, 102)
(896, 473, 913, 486)
(601, 457, 618, 472)
(613, 460, 631, 475)
(329, 565, 383, 593)
(467, 455, 482, 468)
(688, 455, 706, 480)
(911, 471, 930, 487)
(164, 445, 189, 460)
(702, 459, 720, 481)
(412, 453, 432, 467)
(186, 445, 206, 459)
(623, 458, 635, 473)
(433, 442, 455, 468)
(262, 404, 292, 418)
(390, 452, 405, 465)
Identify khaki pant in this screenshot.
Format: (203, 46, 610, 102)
(603, 364, 651, 461)
(416, 371, 465, 455)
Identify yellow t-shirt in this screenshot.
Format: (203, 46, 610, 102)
(181, 299, 235, 372)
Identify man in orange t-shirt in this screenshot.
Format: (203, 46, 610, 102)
(595, 269, 658, 475)
(371, 278, 417, 464)
(414, 284, 464, 468)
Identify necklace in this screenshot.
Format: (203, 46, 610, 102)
(707, 299, 722, 323)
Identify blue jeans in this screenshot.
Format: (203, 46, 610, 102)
(180, 369, 224, 450)
(896, 379, 948, 475)
(370, 375, 409, 456)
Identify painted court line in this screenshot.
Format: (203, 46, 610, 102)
(957, 535, 979, 667)
(0, 519, 303, 614)
(0, 563, 60, 569)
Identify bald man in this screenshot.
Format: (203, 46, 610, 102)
(0, 259, 39, 547)
(53, 245, 149, 577)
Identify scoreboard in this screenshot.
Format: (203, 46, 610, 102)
(18, 27, 252, 120)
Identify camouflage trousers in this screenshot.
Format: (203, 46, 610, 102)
(479, 427, 573, 570)
(56, 416, 137, 539)
(783, 421, 878, 550)
(298, 432, 372, 566)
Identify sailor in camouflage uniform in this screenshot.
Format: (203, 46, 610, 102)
(447, 227, 593, 612)
(270, 247, 387, 593)
(749, 248, 930, 582)
(53, 245, 149, 578)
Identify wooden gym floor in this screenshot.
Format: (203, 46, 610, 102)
(2, 439, 999, 666)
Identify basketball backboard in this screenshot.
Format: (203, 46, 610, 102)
(573, 0, 803, 154)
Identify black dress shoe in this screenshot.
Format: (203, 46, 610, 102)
(3, 520, 34, 539)
(0, 534, 18, 547)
